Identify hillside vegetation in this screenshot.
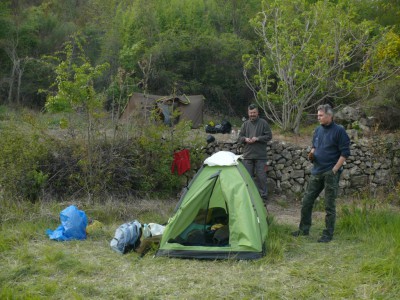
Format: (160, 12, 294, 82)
(0, 0, 399, 126)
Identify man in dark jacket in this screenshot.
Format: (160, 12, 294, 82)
(292, 104, 350, 243)
(238, 104, 272, 204)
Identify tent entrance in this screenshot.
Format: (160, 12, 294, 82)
(168, 207, 230, 247)
(168, 172, 230, 247)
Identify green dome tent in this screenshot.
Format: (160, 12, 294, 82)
(156, 151, 268, 260)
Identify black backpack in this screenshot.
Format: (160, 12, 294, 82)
(220, 120, 232, 134)
(205, 120, 232, 134)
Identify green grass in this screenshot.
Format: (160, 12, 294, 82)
(1, 199, 399, 299)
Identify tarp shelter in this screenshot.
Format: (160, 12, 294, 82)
(120, 93, 204, 128)
(156, 151, 268, 260)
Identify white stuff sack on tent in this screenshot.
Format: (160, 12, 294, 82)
(143, 223, 166, 238)
(204, 151, 242, 166)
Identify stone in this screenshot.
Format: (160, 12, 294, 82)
(339, 179, 350, 188)
(347, 156, 355, 163)
(286, 166, 294, 173)
(281, 173, 291, 182)
(341, 169, 351, 180)
(373, 169, 391, 185)
(294, 164, 302, 170)
(290, 184, 303, 193)
(291, 170, 305, 179)
(281, 149, 292, 160)
(336, 106, 363, 123)
(365, 168, 376, 175)
(350, 175, 369, 187)
(359, 124, 370, 134)
(349, 166, 361, 175)
(280, 181, 292, 190)
(393, 156, 400, 167)
(267, 170, 277, 179)
(277, 158, 287, 164)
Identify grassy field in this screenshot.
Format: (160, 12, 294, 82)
(0, 197, 399, 300)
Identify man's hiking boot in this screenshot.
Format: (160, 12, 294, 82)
(291, 230, 309, 237)
(317, 235, 332, 243)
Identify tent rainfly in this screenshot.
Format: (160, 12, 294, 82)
(156, 151, 268, 260)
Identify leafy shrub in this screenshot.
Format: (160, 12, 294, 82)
(0, 106, 206, 202)
(129, 120, 206, 196)
(0, 124, 52, 201)
(366, 79, 400, 130)
(41, 120, 206, 200)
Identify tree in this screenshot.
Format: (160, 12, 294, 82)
(0, 2, 26, 106)
(41, 34, 109, 199)
(244, 0, 400, 133)
(0, 1, 78, 107)
(353, 0, 400, 30)
(118, 0, 259, 113)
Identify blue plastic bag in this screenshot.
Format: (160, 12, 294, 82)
(46, 205, 88, 241)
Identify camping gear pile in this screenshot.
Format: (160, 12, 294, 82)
(110, 221, 165, 256)
(46, 151, 268, 260)
(205, 120, 232, 134)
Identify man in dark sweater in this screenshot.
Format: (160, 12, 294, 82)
(238, 104, 273, 204)
(292, 104, 350, 242)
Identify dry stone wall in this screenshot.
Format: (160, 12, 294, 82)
(205, 137, 400, 196)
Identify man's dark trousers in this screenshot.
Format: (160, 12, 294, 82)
(299, 170, 340, 238)
(243, 159, 268, 201)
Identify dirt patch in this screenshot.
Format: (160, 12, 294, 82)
(199, 129, 312, 148)
(266, 195, 326, 227)
(267, 200, 301, 227)
(272, 132, 311, 148)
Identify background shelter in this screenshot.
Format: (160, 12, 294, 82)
(120, 93, 204, 128)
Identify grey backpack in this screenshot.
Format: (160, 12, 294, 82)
(110, 220, 142, 254)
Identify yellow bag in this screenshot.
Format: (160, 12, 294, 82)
(86, 220, 103, 235)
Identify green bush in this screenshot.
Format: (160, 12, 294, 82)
(0, 124, 52, 201)
(0, 107, 206, 202)
(40, 120, 206, 200)
(364, 79, 400, 130)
